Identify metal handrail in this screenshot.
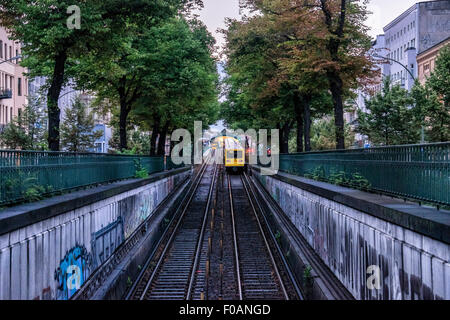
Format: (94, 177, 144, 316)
(0, 150, 168, 206)
(278, 142, 450, 206)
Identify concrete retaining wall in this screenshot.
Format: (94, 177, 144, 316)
(0, 168, 191, 300)
(253, 169, 450, 300)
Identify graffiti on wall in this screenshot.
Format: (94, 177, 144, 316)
(91, 216, 124, 269)
(54, 245, 92, 300)
(121, 190, 156, 238)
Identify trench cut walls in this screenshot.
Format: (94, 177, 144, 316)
(253, 169, 450, 300)
(0, 169, 191, 300)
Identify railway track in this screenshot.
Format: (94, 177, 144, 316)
(249, 171, 354, 300)
(127, 160, 302, 300)
(126, 157, 217, 300)
(228, 173, 301, 300)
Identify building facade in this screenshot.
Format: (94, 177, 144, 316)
(383, 0, 450, 90)
(0, 26, 28, 133)
(416, 36, 450, 85)
(346, 0, 450, 147)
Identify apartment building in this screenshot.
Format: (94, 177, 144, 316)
(383, 0, 450, 90)
(0, 26, 28, 133)
(416, 36, 450, 85)
(346, 0, 450, 147)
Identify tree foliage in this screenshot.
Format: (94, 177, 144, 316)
(60, 96, 103, 152)
(357, 78, 417, 145)
(424, 44, 450, 142)
(222, 0, 373, 153)
(0, 95, 47, 150)
(0, 0, 203, 151)
(131, 18, 219, 155)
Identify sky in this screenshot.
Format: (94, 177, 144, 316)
(197, 0, 432, 49)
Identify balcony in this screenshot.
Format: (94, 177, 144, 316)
(0, 88, 12, 99)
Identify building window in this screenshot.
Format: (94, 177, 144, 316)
(4, 44, 6, 60)
(15, 49, 18, 63)
(411, 39, 415, 47)
(424, 63, 430, 72)
(0, 41, 2, 59)
(18, 77, 22, 96)
(9, 46, 12, 60)
(18, 108, 22, 118)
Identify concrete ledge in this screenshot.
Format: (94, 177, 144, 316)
(0, 167, 191, 236)
(252, 166, 450, 244)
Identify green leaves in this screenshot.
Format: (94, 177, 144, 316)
(60, 95, 103, 152)
(0, 94, 47, 150)
(357, 77, 418, 146)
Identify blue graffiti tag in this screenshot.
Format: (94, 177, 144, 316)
(54, 245, 92, 300)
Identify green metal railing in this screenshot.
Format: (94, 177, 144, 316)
(0, 150, 167, 207)
(279, 142, 450, 206)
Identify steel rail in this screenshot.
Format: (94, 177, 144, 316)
(227, 175, 243, 300)
(243, 172, 304, 300)
(239, 173, 289, 300)
(133, 158, 210, 300)
(186, 163, 218, 299)
(249, 171, 354, 300)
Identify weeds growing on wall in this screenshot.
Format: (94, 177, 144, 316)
(304, 166, 371, 191)
(4, 171, 53, 203)
(133, 158, 149, 179)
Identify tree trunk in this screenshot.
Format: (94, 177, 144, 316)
(294, 94, 304, 153)
(330, 75, 345, 149)
(47, 49, 68, 151)
(157, 122, 169, 156)
(303, 96, 312, 152)
(119, 99, 129, 151)
(150, 117, 160, 156)
(280, 122, 291, 154)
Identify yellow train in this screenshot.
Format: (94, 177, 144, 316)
(223, 136, 247, 173)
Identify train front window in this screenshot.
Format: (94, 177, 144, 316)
(227, 150, 242, 159)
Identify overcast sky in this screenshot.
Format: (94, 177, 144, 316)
(197, 0, 431, 49)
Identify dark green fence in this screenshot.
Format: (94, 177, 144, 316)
(279, 142, 450, 206)
(0, 150, 166, 206)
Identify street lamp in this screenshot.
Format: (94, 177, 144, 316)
(0, 55, 22, 65)
(372, 52, 415, 81)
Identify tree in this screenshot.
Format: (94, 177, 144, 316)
(0, 0, 201, 151)
(222, 15, 298, 153)
(131, 18, 219, 156)
(357, 78, 418, 145)
(423, 44, 450, 142)
(60, 96, 103, 152)
(223, 0, 372, 152)
(0, 95, 47, 150)
(73, 2, 204, 151)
